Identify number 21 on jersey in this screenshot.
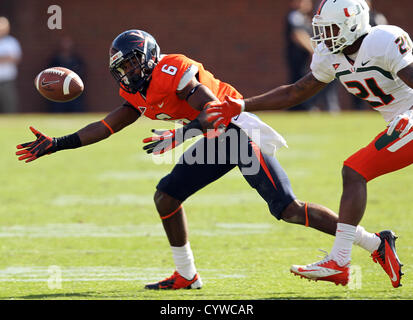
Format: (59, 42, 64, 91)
(344, 78, 395, 108)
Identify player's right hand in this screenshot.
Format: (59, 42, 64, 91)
(387, 109, 413, 138)
(206, 96, 245, 129)
(16, 126, 57, 163)
(142, 129, 181, 155)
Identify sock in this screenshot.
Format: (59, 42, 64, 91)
(330, 223, 357, 267)
(354, 225, 381, 253)
(171, 242, 197, 280)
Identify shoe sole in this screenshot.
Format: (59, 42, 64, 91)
(144, 277, 203, 290)
(290, 269, 349, 286)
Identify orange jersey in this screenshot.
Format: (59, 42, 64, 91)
(119, 54, 243, 124)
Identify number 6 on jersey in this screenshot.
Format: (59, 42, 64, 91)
(161, 64, 178, 76)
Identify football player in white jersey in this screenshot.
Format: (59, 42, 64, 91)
(207, 0, 413, 287)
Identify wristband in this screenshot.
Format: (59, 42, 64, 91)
(240, 99, 246, 112)
(54, 133, 82, 151)
(177, 118, 204, 141)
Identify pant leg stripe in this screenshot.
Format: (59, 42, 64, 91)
(249, 141, 277, 190)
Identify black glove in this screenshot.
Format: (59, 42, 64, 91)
(142, 119, 204, 155)
(16, 126, 58, 163)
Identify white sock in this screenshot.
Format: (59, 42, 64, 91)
(330, 223, 357, 267)
(354, 225, 381, 253)
(171, 242, 197, 280)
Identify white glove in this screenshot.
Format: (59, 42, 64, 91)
(387, 109, 413, 138)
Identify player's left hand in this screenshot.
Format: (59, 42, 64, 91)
(387, 109, 413, 138)
(142, 129, 182, 155)
(16, 126, 58, 163)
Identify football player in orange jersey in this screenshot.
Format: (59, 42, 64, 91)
(17, 30, 382, 290)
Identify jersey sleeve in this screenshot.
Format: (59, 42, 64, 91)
(146, 54, 197, 105)
(177, 64, 199, 91)
(310, 50, 335, 83)
(385, 28, 413, 75)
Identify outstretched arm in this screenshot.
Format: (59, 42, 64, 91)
(244, 72, 327, 112)
(206, 72, 328, 128)
(16, 103, 140, 162)
(77, 103, 140, 146)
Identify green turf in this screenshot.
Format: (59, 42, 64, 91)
(0, 111, 412, 300)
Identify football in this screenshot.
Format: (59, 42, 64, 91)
(34, 67, 84, 102)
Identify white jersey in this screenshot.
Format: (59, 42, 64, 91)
(311, 25, 413, 122)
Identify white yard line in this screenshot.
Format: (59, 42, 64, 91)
(0, 266, 245, 282)
(51, 192, 263, 207)
(98, 169, 243, 181)
(0, 222, 275, 238)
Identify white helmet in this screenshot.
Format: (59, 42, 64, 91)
(311, 0, 371, 55)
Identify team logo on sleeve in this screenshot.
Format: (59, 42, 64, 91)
(333, 63, 340, 70)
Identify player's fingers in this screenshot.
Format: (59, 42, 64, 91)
(151, 129, 169, 135)
(205, 106, 222, 114)
(152, 139, 175, 155)
(213, 117, 226, 130)
(143, 133, 173, 143)
(142, 136, 159, 143)
(25, 155, 38, 163)
(143, 140, 160, 151)
(206, 113, 222, 123)
(15, 149, 30, 156)
(225, 95, 238, 103)
(29, 126, 42, 138)
(399, 122, 413, 138)
(18, 152, 34, 161)
(387, 119, 398, 136)
(17, 141, 36, 149)
(153, 143, 173, 155)
(395, 118, 408, 131)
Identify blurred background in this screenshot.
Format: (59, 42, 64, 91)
(0, 0, 411, 114)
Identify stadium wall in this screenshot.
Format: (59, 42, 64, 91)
(1, 0, 412, 112)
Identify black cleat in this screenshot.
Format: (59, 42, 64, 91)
(144, 270, 202, 290)
(371, 230, 403, 288)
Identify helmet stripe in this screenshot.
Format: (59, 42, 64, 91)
(344, 8, 350, 17)
(316, 0, 328, 15)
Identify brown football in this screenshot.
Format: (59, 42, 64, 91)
(34, 67, 84, 102)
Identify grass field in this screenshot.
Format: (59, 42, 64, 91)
(0, 111, 412, 300)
